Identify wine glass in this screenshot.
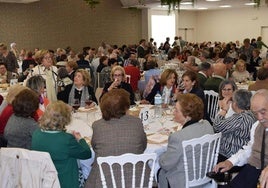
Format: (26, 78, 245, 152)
(71, 99, 80, 118)
(85, 95, 93, 107)
(159, 116, 166, 127)
(135, 93, 141, 107)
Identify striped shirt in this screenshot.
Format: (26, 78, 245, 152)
(213, 110, 257, 158)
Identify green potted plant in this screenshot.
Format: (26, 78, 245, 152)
(160, 0, 194, 13)
(83, 0, 100, 9)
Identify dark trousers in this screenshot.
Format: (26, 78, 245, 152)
(220, 164, 261, 188)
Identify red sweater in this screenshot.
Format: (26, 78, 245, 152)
(0, 104, 13, 134)
(124, 66, 141, 92)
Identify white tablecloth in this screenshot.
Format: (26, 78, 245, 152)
(66, 105, 179, 180)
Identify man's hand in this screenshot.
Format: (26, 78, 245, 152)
(260, 166, 268, 188)
(213, 160, 233, 173)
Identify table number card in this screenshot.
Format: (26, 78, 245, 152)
(139, 107, 150, 125)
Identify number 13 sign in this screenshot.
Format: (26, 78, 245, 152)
(139, 107, 150, 125)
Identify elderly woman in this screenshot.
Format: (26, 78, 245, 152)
(158, 93, 214, 188)
(213, 89, 256, 162)
(57, 69, 97, 108)
(232, 59, 250, 83)
(26, 49, 58, 101)
(85, 89, 147, 188)
(100, 65, 135, 105)
(66, 61, 78, 81)
(4, 89, 39, 149)
(0, 85, 30, 147)
(26, 75, 49, 119)
(218, 80, 238, 118)
(142, 68, 178, 105)
(31, 101, 91, 188)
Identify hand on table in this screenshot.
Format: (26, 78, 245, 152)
(140, 99, 150, 104)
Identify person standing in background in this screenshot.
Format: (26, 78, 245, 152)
(0, 43, 19, 73)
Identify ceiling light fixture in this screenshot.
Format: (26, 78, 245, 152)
(206, 0, 221, 2)
(245, 2, 257, 5)
(219, 5, 231, 8)
(180, 1, 193, 5)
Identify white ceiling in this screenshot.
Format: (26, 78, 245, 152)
(0, 0, 39, 3)
(120, 0, 267, 10)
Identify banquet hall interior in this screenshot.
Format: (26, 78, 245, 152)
(1, 0, 268, 188)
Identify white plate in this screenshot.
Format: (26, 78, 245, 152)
(78, 106, 97, 112)
(147, 133, 168, 143)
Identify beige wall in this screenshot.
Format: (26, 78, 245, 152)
(148, 7, 268, 44)
(196, 7, 268, 43)
(0, 0, 142, 52)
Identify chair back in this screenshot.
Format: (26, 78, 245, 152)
(0, 147, 60, 188)
(204, 90, 219, 122)
(97, 153, 156, 188)
(182, 133, 222, 188)
(125, 74, 131, 84)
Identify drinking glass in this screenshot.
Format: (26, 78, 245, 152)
(71, 99, 80, 118)
(85, 95, 93, 107)
(135, 93, 141, 107)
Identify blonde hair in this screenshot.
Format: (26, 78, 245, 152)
(34, 49, 49, 65)
(75, 69, 91, 86)
(6, 84, 28, 104)
(39, 101, 71, 131)
(235, 59, 246, 71)
(110, 65, 126, 81)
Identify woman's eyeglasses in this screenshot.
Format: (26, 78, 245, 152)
(113, 74, 122, 77)
(222, 89, 233, 91)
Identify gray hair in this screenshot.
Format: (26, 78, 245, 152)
(26, 75, 45, 94)
(233, 89, 252, 110)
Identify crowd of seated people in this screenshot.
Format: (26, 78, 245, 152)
(1, 36, 268, 188)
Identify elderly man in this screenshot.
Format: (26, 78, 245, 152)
(213, 89, 268, 188)
(204, 62, 227, 92)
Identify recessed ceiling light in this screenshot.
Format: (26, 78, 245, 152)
(180, 2, 193, 5)
(158, 5, 167, 8)
(245, 2, 257, 5)
(219, 5, 231, 8)
(206, 0, 221, 1)
(198, 7, 208, 10)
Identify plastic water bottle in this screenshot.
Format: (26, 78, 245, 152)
(154, 92, 162, 118)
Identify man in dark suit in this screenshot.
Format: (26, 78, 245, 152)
(197, 62, 213, 90)
(204, 62, 226, 93)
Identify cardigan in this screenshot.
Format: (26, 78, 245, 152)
(31, 129, 92, 188)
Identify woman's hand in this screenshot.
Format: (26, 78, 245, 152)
(108, 78, 121, 91)
(219, 97, 232, 112)
(72, 131, 82, 141)
(140, 99, 150, 104)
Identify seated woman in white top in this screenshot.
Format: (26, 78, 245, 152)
(232, 59, 250, 83)
(218, 80, 237, 118)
